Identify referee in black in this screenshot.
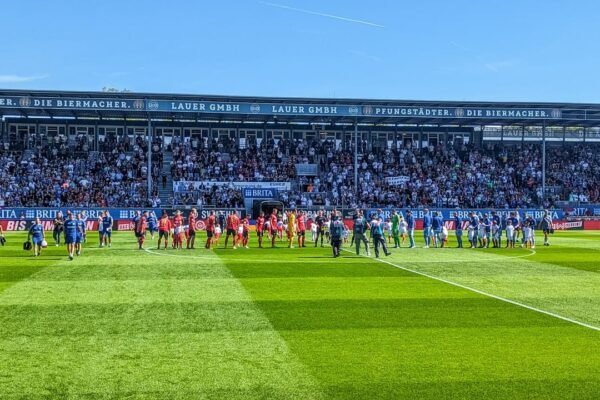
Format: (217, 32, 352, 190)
(314, 210, 326, 247)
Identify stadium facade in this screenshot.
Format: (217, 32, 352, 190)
(3, 89, 600, 147)
(1, 89, 600, 230)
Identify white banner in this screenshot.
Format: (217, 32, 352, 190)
(385, 176, 410, 186)
(174, 181, 291, 192)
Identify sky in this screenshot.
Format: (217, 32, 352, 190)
(1, 0, 600, 103)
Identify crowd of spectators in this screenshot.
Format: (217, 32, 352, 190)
(0, 136, 163, 207)
(170, 137, 600, 209)
(1, 132, 599, 210)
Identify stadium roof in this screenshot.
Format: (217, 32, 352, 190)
(2, 89, 600, 127)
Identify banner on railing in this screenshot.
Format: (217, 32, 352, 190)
(173, 181, 291, 193)
(385, 176, 410, 186)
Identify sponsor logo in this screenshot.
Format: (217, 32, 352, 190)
(194, 220, 206, 231)
(552, 220, 583, 230)
(250, 104, 261, 113)
(117, 221, 135, 231)
(147, 100, 159, 111)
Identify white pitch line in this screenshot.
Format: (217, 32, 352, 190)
(374, 248, 537, 263)
(342, 249, 600, 332)
(144, 247, 220, 261)
(143, 247, 357, 264)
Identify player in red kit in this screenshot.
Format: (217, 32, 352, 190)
(173, 210, 184, 250)
(297, 210, 307, 247)
(186, 208, 198, 249)
(256, 211, 266, 248)
(134, 211, 148, 250)
(270, 208, 279, 248)
(241, 216, 250, 248)
(224, 211, 240, 249)
(157, 211, 172, 250)
(205, 210, 216, 249)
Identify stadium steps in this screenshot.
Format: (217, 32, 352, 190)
(157, 152, 173, 205)
(22, 149, 34, 161)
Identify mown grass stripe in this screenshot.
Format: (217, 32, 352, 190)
(0, 233, 325, 399)
(343, 248, 600, 331)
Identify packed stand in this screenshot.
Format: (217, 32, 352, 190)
(0, 134, 165, 207)
(168, 136, 600, 209)
(2, 132, 599, 209)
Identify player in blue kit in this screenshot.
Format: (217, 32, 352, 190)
(28, 217, 46, 257)
(75, 213, 86, 256)
(454, 212, 463, 248)
(405, 209, 416, 248)
(102, 211, 114, 248)
(432, 211, 444, 248)
(147, 211, 158, 240)
(422, 209, 433, 248)
(64, 212, 78, 260)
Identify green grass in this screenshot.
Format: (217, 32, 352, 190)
(0, 231, 598, 399)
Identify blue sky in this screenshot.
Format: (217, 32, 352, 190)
(2, 0, 599, 103)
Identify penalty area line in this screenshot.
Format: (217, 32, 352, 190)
(343, 249, 600, 332)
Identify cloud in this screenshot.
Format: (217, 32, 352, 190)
(259, 1, 385, 28)
(0, 74, 48, 83)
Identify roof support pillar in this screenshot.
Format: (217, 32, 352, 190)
(147, 117, 152, 205)
(542, 120, 546, 205)
(354, 118, 358, 193)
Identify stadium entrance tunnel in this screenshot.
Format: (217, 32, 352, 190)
(254, 200, 284, 219)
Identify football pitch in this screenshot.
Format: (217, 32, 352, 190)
(0, 231, 598, 399)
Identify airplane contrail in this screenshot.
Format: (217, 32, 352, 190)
(259, 1, 385, 28)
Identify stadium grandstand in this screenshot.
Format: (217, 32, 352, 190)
(2, 90, 600, 400)
(1, 89, 599, 212)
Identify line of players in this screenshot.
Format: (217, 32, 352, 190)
(131, 208, 310, 251)
(17, 207, 554, 259)
(366, 208, 554, 251)
(448, 209, 554, 249)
